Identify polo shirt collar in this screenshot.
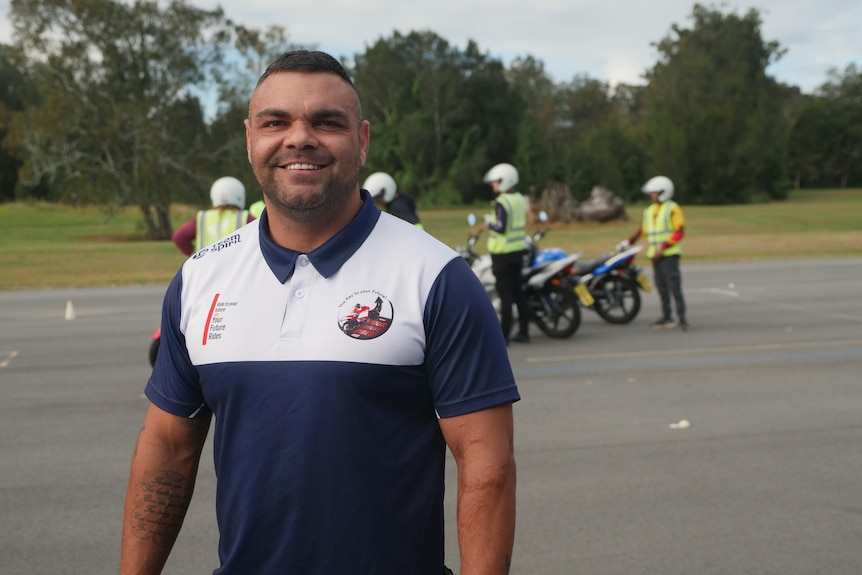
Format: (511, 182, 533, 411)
(258, 189, 381, 284)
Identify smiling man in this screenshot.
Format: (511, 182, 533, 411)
(120, 50, 519, 575)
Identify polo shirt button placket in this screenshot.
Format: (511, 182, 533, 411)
(281, 255, 312, 341)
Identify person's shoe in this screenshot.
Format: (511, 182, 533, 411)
(650, 318, 676, 329)
(511, 333, 531, 343)
(679, 320, 689, 332)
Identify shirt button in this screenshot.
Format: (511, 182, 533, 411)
(295, 289, 305, 298)
(299, 256, 309, 266)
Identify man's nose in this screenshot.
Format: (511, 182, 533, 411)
(281, 121, 318, 149)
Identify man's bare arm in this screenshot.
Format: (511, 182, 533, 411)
(120, 403, 211, 575)
(439, 403, 516, 575)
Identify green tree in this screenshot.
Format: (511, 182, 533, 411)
(507, 56, 557, 194)
(643, 4, 789, 204)
(788, 102, 835, 187)
(8, 0, 231, 238)
(790, 64, 862, 188)
(544, 76, 647, 200)
(352, 31, 522, 206)
(0, 44, 25, 202)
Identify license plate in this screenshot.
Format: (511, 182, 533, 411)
(574, 283, 595, 307)
(637, 274, 653, 292)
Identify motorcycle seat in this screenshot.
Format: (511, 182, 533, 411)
(573, 254, 611, 275)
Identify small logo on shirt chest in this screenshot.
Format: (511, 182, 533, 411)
(201, 294, 239, 345)
(337, 290, 393, 340)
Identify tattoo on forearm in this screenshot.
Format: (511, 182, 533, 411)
(129, 471, 193, 547)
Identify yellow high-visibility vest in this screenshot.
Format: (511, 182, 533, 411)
(643, 201, 682, 259)
(487, 192, 528, 254)
(195, 208, 249, 251)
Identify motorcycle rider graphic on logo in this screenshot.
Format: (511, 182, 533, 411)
(338, 295, 393, 339)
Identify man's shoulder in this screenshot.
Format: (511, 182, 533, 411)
(371, 214, 453, 259)
(665, 200, 683, 213)
(184, 220, 259, 267)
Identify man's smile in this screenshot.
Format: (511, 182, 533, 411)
(281, 163, 323, 170)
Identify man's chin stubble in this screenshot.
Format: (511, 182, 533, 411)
(265, 187, 355, 225)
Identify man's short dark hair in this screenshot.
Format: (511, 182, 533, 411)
(256, 50, 355, 89)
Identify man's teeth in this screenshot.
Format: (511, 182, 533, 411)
(286, 163, 320, 170)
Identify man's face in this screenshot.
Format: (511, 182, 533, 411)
(649, 191, 661, 203)
(245, 71, 370, 223)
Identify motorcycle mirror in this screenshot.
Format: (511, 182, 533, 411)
(467, 213, 476, 226)
(538, 211, 548, 223)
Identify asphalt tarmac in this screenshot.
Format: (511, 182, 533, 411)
(1, 257, 860, 574)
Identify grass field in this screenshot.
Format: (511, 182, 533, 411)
(1, 189, 860, 291)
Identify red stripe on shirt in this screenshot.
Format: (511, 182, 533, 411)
(202, 293, 220, 346)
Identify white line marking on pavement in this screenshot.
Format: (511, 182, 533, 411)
(706, 288, 739, 297)
(702, 287, 862, 322)
(1, 351, 19, 368)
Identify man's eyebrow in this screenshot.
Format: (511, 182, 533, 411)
(252, 107, 353, 122)
(254, 108, 290, 120)
(309, 108, 352, 121)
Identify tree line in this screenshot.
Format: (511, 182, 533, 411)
(1, 0, 860, 239)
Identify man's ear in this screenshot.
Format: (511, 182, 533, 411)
(359, 120, 370, 165)
(244, 119, 252, 164)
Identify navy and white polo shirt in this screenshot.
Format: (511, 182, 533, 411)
(147, 192, 519, 575)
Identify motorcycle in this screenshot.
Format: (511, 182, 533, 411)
(456, 213, 583, 339)
(567, 244, 653, 324)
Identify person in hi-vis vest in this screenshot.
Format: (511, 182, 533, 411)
(484, 162, 531, 344)
(172, 177, 255, 256)
(249, 199, 265, 219)
(618, 175, 689, 331)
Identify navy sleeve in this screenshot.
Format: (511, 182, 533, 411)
(488, 201, 508, 233)
(423, 257, 520, 418)
(145, 269, 211, 418)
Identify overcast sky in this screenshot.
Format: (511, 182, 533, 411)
(1, 0, 859, 93)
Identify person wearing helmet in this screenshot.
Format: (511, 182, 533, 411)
(249, 199, 266, 219)
(618, 175, 688, 331)
(483, 162, 531, 344)
(171, 176, 256, 256)
(362, 171, 424, 230)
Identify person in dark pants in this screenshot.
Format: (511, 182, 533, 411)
(484, 162, 531, 343)
(619, 175, 688, 331)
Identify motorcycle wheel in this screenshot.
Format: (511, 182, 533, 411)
(148, 337, 160, 368)
(592, 274, 641, 324)
(531, 283, 581, 338)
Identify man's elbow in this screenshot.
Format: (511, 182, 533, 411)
(460, 455, 517, 494)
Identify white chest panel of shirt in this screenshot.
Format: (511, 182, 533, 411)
(179, 214, 456, 367)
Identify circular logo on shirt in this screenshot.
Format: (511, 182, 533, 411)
(337, 290, 394, 340)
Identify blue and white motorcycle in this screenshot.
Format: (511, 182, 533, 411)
(566, 245, 653, 324)
(456, 213, 583, 339)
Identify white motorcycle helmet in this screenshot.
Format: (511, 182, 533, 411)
(209, 176, 246, 209)
(363, 172, 397, 203)
(483, 163, 519, 193)
(641, 175, 674, 202)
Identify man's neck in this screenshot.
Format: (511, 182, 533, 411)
(265, 197, 362, 253)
